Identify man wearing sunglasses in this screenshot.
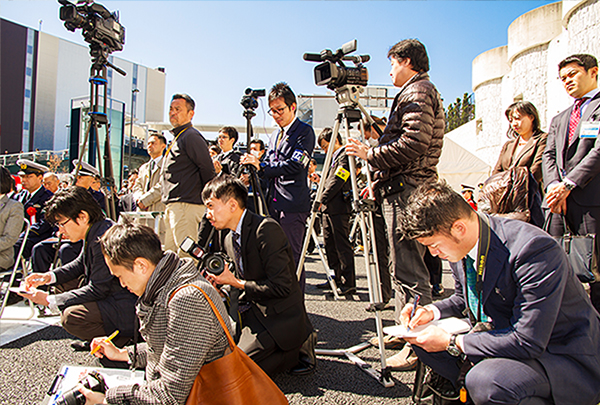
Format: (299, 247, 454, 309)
(241, 82, 315, 292)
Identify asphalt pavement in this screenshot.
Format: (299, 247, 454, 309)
(0, 247, 453, 405)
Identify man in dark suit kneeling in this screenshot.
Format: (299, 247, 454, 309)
(202, 175, 316, 376)
(399, 181, 600, 405)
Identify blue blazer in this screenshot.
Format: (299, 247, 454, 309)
(435, 215, 600, 405)
(262, 118, 315, 213)
(13, 187, 54, 248)
(543, 92, 600, 207)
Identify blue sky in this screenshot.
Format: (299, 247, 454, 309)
(1, 0, 553, 128)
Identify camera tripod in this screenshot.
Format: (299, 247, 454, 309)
(72, 44, 126, 220)
(296, 84, 393, 387)
(242, 106, 269, 217)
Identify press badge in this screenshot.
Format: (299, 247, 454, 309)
(580, 121, 600, 139)
(291, 149, 310, 167)
(335, 166, 350, 181)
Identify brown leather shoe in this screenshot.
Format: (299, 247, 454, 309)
(369, 335, 406, 350)
(386, 345, 418, 371)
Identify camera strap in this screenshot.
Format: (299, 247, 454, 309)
(463, 213, 491, 324)
(476, 214, 491, 321)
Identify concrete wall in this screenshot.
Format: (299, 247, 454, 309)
(465, 0, 599, 168)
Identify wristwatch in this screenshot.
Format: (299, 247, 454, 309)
(447, 334, 461, 357)
(562, 180, 576, 191)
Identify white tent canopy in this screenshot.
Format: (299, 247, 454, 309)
(437, 137, 491, 192)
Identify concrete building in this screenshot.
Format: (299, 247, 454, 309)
(0, 17, 166, 159)
(448, 0, 600, 167)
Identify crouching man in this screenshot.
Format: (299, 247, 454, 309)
(21, 186, 136, 348)
(202, 175, 316, 376)
(80, 221, 232, 404)
(398, 181, 600, 405)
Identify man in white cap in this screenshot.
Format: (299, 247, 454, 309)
(71, 160, 106, 211)
(12, 159, 54, 259)
(4, 159, 54, 305)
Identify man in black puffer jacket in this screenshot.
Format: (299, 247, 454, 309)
(347, 38, 445, 371)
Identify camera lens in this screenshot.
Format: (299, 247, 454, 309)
(206, 255, 225, 275)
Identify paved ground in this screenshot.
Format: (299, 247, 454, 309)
(0, 247, 453, 404)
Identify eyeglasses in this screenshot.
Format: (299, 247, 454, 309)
(57, 218, 71, 228)
(217, 134, 230, 140)
(267, 105, 289, 116)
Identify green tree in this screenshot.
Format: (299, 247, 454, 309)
(445, 92, 475, 133)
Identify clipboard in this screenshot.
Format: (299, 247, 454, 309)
(42, 365, 145, 405)
(383, 317, 472, 338)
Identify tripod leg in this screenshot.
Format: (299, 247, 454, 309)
(311, 228, 340, 300)
(296, 115, 343, 281)
(343, 113, 393, 387)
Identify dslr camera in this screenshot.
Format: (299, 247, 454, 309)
(304, 39, 369, 90)
(55, 370, 107, 405)
(180, 237, 232, 276)
(58, 0, 125, 52)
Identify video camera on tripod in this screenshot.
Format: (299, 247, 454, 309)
(303, 39, 369, 90)
(241, 88, 265, 111)
(58, 0, 125, 53)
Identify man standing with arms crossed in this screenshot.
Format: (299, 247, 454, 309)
(162, 94, 215, 257)
(346, 39, 445, 370)
(242, 83, 315, 291)
(543, 54, 600, 313)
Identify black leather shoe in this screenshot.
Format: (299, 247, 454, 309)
(339, 285, 356, 295)
(71, 340, 91, 351)
(288, 359, 316, 376)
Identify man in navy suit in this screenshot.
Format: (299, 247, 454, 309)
(12, 159, 54, 260)
(397, 181, 600, 405)
(543, 54, 600, 312)
(242, 82, 315, 291)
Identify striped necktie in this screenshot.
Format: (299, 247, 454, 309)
(232, 232, 244, 277)
(568, 98, 588, 145)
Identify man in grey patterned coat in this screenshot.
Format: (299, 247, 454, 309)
(80, 221, 232, 405)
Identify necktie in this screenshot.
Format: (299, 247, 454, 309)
(568, 98, 588, 145)
(232, 232, 244, 277)
(465, 255, 489, 322)
(275, 129, 284, 150)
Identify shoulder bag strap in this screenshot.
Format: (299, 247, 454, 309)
(169, 284, 235, 350)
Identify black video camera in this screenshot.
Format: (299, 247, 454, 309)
(55, 370, 107, 405)
(241, 88, 266, 111)
(180, 236, 232, 276)
(58, 0, 125, 53)
(303, 40, 369, 90)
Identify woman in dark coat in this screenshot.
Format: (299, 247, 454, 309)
(492, 101, 547, 186)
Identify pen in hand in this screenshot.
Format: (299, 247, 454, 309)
(90, 330, 119, 356)
(407, 294, 421, 332)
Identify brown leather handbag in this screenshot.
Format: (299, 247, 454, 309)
(169, 284, 289, 405)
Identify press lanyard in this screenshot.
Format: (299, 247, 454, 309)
(470, 213, 491, 322)
(164, 125, 189, 159)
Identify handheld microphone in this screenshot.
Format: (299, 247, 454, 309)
(303, 53, 323, 62)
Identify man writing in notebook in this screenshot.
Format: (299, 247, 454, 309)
(397, 181, 600, 405)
